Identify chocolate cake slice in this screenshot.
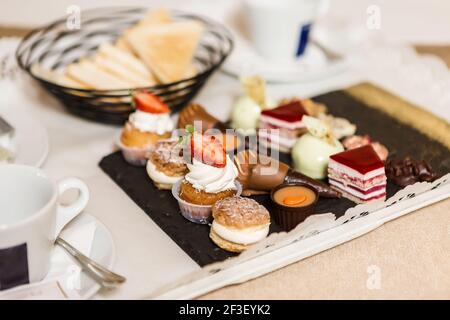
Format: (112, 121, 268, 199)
(328, 145, 387, 203)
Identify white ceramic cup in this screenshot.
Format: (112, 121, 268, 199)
(244, 0, 328, 62)
(0, 165, 89, 290)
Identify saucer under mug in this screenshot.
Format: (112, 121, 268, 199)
(0, 165, 89, 291)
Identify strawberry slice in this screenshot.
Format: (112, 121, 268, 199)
(133, 91, 170, 114)
(190, 133, 226, 168)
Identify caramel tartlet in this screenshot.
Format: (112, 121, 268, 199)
(270, 183, 319, 231)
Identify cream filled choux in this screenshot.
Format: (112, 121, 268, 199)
(209, 196, 270, 252)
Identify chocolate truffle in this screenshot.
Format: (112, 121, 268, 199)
(386, 156, 437, 187)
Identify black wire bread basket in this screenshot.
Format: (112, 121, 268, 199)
(16, 7, 233, 125)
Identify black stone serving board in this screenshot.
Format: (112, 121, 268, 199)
(99, 89, 450, 267)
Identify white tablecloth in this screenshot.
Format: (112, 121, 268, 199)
(1, 0, 449, 299)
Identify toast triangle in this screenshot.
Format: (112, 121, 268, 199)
(125, 21, 203, 83)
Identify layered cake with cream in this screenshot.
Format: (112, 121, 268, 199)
(342, 135, 389, 161)
(258, 100, 308, 152)
(328, 145, 387, 203)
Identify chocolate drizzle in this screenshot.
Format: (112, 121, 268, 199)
(234, 150, 340, 198)
(285, 168, 341, 198)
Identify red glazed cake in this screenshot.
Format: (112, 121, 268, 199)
(328, 145, 387, 203)
(258, 101, 308, 152)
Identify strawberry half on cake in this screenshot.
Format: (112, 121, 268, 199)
(328, 145, 387, 203)
(118, 91, 174, 166)
(180, 132, 239, 205)
(172, 131, 241, 224)
(258, 100, 308, 152)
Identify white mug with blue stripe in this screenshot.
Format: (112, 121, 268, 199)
(244, 0, 328, 62)
(0, 165, 89, 291)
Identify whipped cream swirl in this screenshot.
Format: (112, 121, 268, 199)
(185, 155, 238, 193)
(129, 110, 174, 135)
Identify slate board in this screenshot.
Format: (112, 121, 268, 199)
(99, 89, 450, 267)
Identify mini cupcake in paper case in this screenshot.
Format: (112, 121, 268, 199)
(173, 130, 241, 223)
(118, 91, 174, 166)
(172, 179, 242, 224)
(116, 133, 152, 166)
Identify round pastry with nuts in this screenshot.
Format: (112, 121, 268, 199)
(146, 139, 188, 190)
(209, 196, 271, 253)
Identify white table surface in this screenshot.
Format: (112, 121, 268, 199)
(2, 0, 450, 44)
(1, 0, 450, 299)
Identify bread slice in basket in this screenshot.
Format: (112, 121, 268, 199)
(33, 8, 203, 90)
(125, 20, 203, 83)
(66, 59, 134, 90)
(95, 43, 156, 86)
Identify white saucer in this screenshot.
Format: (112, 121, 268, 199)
(218, 3, 354, 84)
(0, 110, 49, 167)
(223, 40, 349, 83)
(0, 213, 115, 300)
(221, 19, 350, 83)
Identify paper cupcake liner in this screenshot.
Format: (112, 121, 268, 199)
(172, 180, 242, 224)
(116, 132, 153, 167)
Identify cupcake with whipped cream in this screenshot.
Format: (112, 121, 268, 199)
(172, 130, 241, 224)
(210, 196, 270, 252)
(146, 139, 187, 190)
(118, 91, 174, 166)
